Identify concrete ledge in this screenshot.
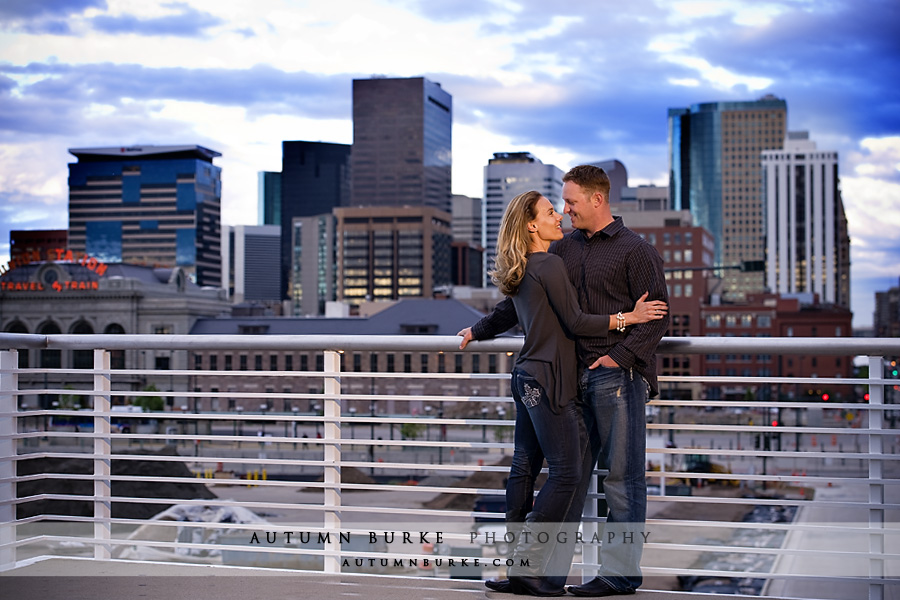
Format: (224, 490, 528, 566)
(1, 557, 783, 600)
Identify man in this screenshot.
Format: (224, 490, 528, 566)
(459, 165, 668, 597)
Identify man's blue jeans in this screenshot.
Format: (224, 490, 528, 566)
(505, 368, 586, 574)
(547, 365, 649, 591)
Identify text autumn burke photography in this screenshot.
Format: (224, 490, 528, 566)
(245, 529, 652, 567)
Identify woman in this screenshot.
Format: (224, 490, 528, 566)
(460, 191, 667, 596)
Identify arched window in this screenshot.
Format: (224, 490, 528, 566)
(5, 321, 29, 368)
(71, 320, 94, 369)
(38, 321, 62, 368)
(104, 324, 126, 369)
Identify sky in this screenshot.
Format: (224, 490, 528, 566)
(1, 0, 898, 328)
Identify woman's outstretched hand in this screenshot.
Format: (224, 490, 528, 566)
(628, 291, 668, 324)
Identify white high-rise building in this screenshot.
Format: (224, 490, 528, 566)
(762, 132, 850, 308)
(482, 152, 563, 285)
(222, 225, 282, 304)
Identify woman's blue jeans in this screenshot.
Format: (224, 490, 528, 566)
(505, 368, 586, 574)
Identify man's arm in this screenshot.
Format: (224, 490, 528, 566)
(605, 243, 669, 369)
(457, 296, 518, 349)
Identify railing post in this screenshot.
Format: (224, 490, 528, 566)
(323, 350, 342, 574)
(867, 356, 885, 600)
(93, 349, 112, 560)
(0, 350, 18, 571)
(580, 473, 599, 582)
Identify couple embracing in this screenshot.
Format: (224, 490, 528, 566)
(458, 165, 669, 597)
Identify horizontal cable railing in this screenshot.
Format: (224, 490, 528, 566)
(1, 333, 899, 600)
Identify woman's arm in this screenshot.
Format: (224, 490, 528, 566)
(539, 256, 667, 336)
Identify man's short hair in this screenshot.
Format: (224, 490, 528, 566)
(563, 165, 611, 198)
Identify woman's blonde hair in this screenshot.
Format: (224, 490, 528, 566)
(490, 190, 543, 296)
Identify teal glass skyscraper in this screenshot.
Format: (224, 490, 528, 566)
(668, 96, 786, 300)
(68, 145, 222, 287)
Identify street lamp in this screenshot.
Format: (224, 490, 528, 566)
(260, 403, 268, 436)
(424, 405, 432, 441)
(482, 406, 489, 443)
(349, 407, 357, 440)
(314, 404, 321, 437)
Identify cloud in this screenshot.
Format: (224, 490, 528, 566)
(0, 0, 105, 19)
(0, 61, 353, 138)
(89, 2, 224, 37)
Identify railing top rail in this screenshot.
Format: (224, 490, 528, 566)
(1, 332, 899, 355)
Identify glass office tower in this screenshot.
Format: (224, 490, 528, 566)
(668, 96, 787, 300)
(67, 145, 222, 287)
(351, 76, 452, 213)
(279, 141, 351, 301)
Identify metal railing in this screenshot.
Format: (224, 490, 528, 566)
(1, 333, 899, 599)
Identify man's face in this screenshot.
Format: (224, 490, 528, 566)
(562, 181, 599, 231)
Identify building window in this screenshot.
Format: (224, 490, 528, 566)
(421, 353, 429, 373)
(194, 354, 202, 370)
(210, 355, 218, 371)
(726, 315, 737, 328)
(387, 354, 395, 372)
(316, 354, 324, 371)
(438, 353, 446, 373)
(353, 353, 362, 372)
(285, 355, 293, 371)
(370, 354, 378, 372)
(489, 354, 497, 373)
(758, 315, 772, 328)
(472, 354, 481, 374)
(403, 353, 412, 373)
(741, 315, 753, 328)
(706, 314, 721, 328)
(225, 355, 232, 371)
(239, 355, 248, 371)
(301, 354, 309, 371)
(270, 355, 278, 371)
(255, 355, 263, 371)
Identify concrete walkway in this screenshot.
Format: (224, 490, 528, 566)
(3, 558, 776, 600)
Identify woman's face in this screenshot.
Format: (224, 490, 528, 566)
(529, 196, 564, 246)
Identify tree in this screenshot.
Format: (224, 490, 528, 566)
(399, 422, 424, 440)
(134, 384, 164, 412)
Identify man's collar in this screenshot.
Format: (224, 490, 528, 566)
(579, 216, 624, 240)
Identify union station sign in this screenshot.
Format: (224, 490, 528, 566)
(0, 248, 109, 293)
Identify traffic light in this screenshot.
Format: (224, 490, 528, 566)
(891, 361, 898, 377)
(821, 393, 829, 402)
(864, 393, 870, 402)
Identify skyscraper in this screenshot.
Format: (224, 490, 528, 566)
(668, 96, 787, 300)
(67, 145, 222, 287)
(482, 152, 563, 285)
(279, 141, 351, 300)
(258, 171, 282, 226)
(762, 132, 850, 308)
(334, 205, 451, 302)
(222, 225, 282, 304)
(351, 76, 452, 213)
(290, 214, 337, 316)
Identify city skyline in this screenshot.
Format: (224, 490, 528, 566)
(1, 0, 898, 327)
